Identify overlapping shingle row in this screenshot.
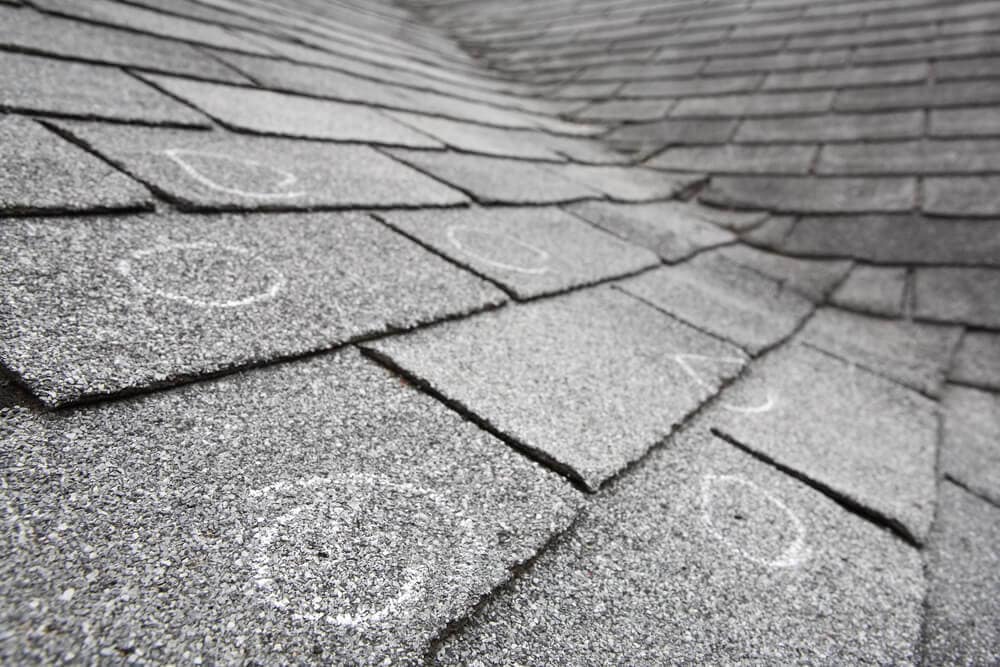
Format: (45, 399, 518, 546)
(0, 0, 997, 664)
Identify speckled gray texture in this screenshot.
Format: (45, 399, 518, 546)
(801, 307, 961, 396)
(366, 287, 746, 490)
(0, 52, 208, 126)
(914, 267, 1000, 329)
(942, 385, 1000, 506)
(950, 331, 1000, 390)
(0, 350, 581, 665)
(565, 200, 736, 262)
(385, 149, 602, 204)
(831, 265, 907, 317)
(380, 207, 659, 299)
(619, 251, 814, 354)
(139, 74, 441, 148)
(707, 343, 938, 544)
(922, 481, 1000, 666)
(435, 428, 924, 666)
(715, 244, 852, 302)
(384, 110, 563, 160)
(0, 116, 151, 215)
(550, 164, 697, 202)
(53, 122, 468, 210)
(0, 212, 505, 406)
(0, 5, 251, 83)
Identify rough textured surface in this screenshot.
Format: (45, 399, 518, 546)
(707, 344, 938, 544)
(914, 267, 1000, 329)
(367, 288, 745, 490)
(0, 213, 505, 406)
(922, 482, 1000, 666)
(380, 206, 658, 299)
(53, 122, 468, 210)
(618, 251, 814, 354)
(714, 245, 852, 302)
(436, 428, 925, 666)
(566, 200, 736, 262)
(0, 350, 580, 665)
(950, 331, 1000, 390)
(801, 308, 961, 397)
(0, 116, 151, 215)
(831, 265, 907, 317)
(701, 176, 917, 213)
(942, 386, 1000, 506)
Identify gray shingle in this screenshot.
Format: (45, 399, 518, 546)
(574, 98, 672, 122)
(942, 386, 1000, 506)
(379, 206, 659, 299)
(366, 287, 745, 490)
(801, 307, 961, 397)
(715, 245, 852, 301)
(930, 107, 1000, 137)
(701, 176, 917, 213)
(836, 80, 1000, 112)
(0, 116, 152, 215)
(383, 110, 563, 160)
(831, 265, 907, 317)
(138, 74, 441, 147)
(950, 331, 1000, 390)
(922, 482, 1000, 666)
(0, 212, 505, 406)
(914, 267, 1000, 328)
(0, 52, 208, 126)
(436, 428, 924, 666)
(709, 343, 938, 544)
(924, 176, 1000, 216)
(566, 200, 736, 262)
(52, 122, 467, 210)
(605, 118, 738, 156)
(762, 62, 926, 91)
(818, 140, 1000, 174)
(672, 91, 834, 117)
(618, 252, 814, 354)
(384, 149, 600, 204)
(0, 350, 579, 664)
(646, 144, 815, 174)
(735, 111, 924, 143)
(550, 164, 696, 201)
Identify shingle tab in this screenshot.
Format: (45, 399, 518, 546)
(831, 265, 907, 317)
(138, 74, 441, 147)
(914, 267, 1000, 328)
(0, 116, 152, 215)
(701, 176, 917, 213)
(950, 331, 1000, 390)
(647, 144, 815, 174)
(709, 343, 938, 544)
(735, 111, 924, 143)
(0, 212, 505, 406)
(436, 428, 924, 665)
(942, 386, 1000, 506)
(0, 52, 208, 126)
(366, 287, 746, 490)
(924, 176, 1000, 216)
(52, 122, 467, 210)
(380, 207, 658, 299)
(0, 350, 579, 664)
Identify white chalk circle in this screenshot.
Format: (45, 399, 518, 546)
(116, 241, 286, 308)
(247, 474, 469, 628)
(700, 474, 811, 568)
(445, 225, 553, 274)
(673, 353, 776, 414)
(163, 148, 307, 199)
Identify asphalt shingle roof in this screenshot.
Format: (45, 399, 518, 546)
(1, 0, 998, 663)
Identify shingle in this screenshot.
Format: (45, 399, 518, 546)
(691, 207, 769, 232)
(32, 0, 271, 54)
(672, 91, 835, 117)
(535, 132, 631, 164)
(379, 207, 658, 299)
(382, 111, 562, 160)
(942, 386, 1000, 505)
(709, 343, 939, 544)
(0, 52, 208, 126)
(930, 107, 1000, 137)
(0, 212, 505, 406)
(565, 200, 737, 262)
(703, 49, 850, 75)
(831, 265, 907, 317)
(619, 252, 814, 354)
(0, 116, 152, 215)
(701, 176, 917, 213)
(801, 307, 961, 397)
(836, 80, 1000, 112)
(138, 74, 441, 147)
(646, 144, 815, 173)
(935, 55, 1000, 80)
(365, 287, 746, 490)
(950, 331, 1000, 390)
(0, 350, 579, 664)
(51, 122, 467, 210)
(605, 118, 738, 155)
(854, 35, 1000, 65)
(618, 74, 761, 98)
(550, 164, 696, 201)
(922, 482, 1000, 666)
(914, 267, 1000, 328)
(735, 111, 924, 142)
(384, 149, 600, 204)
(573, 98, 672, 122)
(436, 428, 924, 666)
(781, 215, 1000, 265)
(0, 5, 250, 83)
(763, 63, 927, 91)
(818, 140, 1000, 174)
(715, 245, 852, 301)
(924, 176, 1000, 216)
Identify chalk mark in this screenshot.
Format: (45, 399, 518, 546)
(445, 225, 553, 275)
(673, 354, 775, 413)
(164, 148, 307, 199)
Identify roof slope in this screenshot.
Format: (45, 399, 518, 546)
(0, 0, 998, 664)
